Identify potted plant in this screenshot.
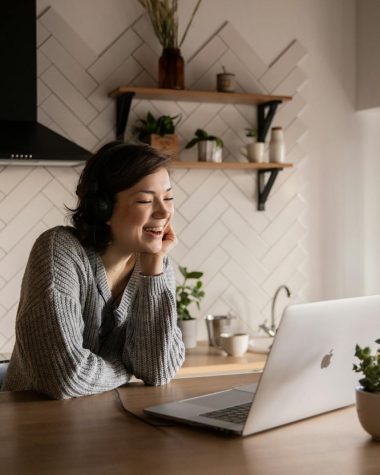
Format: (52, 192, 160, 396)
(185, 128, 224, 163)
(240, 127, 265, 163)
(176, 265, 205, 349)
(138, 0, 203, 89)
(133, 112, 181, 160)
(353, 339, 380, 441)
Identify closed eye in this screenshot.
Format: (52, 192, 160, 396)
(136, 197, 174, 204)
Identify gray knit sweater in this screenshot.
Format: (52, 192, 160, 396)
(2, 226, 185, 399)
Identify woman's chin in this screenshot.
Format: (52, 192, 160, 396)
(141, 241, 163, 254)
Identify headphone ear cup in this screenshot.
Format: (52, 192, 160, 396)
(96, 192, 113, 222)
(85, 191, 112, 223)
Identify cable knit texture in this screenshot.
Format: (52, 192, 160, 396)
(1, 226, 185, 399)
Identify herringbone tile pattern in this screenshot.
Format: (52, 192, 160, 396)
(0, 7, 308, 351)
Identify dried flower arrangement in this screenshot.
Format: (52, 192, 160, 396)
(138, 0, 202, 48)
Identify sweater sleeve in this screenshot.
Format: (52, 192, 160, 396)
(8, 229, 129, 399)
(122, 258, 185, 385)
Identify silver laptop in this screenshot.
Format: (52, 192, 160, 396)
(144, 295, 380, 436)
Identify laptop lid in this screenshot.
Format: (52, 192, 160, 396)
(243, 295, 380, 435)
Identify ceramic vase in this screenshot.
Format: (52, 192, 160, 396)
(269, 126, 285, 163)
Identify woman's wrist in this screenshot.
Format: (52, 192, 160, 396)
(139, 253, 164, 276)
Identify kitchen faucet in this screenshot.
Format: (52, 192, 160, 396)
(259, 285, 292, 337)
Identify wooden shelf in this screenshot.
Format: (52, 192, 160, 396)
(108, 85, 293, 210)
(169, 160, 293, 170)
(108, 86, 292, 105)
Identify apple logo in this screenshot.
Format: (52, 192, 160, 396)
(320, 349, 334, 369)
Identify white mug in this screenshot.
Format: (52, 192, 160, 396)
(240, 142, 265, 163)
(218, 333, 249, 357)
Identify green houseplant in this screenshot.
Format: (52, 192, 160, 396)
(133, 112, 181, 159)
(245, 127, 258, 140)
(353, 339, 380, 441)
(176, 265, 205, 349)
(185, 128, 224, 163)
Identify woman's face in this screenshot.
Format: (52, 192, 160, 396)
(107, 167, 174, 255)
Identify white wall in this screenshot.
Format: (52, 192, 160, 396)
(0, 0, 363, 353)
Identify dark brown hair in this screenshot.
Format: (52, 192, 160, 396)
(70, 141, 171, 252)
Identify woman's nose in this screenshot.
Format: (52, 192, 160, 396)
(152, 200, 172, 218)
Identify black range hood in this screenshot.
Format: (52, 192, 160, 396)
(0, 0, 91, 166)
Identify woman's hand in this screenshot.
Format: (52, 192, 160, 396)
(140, 222, 177, 275)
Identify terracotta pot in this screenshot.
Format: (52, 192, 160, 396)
(177, 319, 197, 349)
(355, 386, 380, 441)
(158, 48, 185, 90)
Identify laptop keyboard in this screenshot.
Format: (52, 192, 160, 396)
(200, 402, 252, 425)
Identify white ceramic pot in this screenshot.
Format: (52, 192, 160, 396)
(177, 319, 198, 349)
(198, 141, 222, 163)
(355, 386, 380, 441)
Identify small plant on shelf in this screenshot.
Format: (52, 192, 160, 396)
(186, 128, 224, 150)
(185, 128, 224, 163)
(133, 111, 181, 159)
(245, 127, 258, 140)
(133, 112, 181, 143)
(176, 266, 205, 321)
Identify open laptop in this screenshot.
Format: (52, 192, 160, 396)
(144, 295, 380, 436)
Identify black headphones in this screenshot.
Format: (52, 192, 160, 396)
(85, 142, 126, 223)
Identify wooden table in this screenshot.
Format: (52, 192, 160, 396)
(178, 341, 266, 377)
(1, 373, 379, 475)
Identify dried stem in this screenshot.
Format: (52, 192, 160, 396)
(138, 0, 202, 49)
(179, 0, 202, 47)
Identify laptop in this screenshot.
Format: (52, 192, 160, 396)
(144, 295, 380, 436)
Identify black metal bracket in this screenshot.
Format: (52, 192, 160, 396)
(116, 92, 135, 141)
(257, 100, 281, 142)
(257, 169, 282, 211)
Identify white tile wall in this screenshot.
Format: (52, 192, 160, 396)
(0, 8, 309, 352)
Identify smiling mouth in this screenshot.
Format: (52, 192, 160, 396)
(143, 226, 164, 238)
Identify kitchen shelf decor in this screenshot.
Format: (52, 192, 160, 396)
(138, 0, 203, 90)
(108, 86, 293, 210)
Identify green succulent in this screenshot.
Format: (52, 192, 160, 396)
(246, 127, 257, 138)
(133, 112, 181, 143)
(176, 266, 205, 321)
(353, 339, 380, 393)
(185, 129, 224, 150)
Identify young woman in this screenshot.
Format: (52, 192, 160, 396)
(2, 142, 185, 399)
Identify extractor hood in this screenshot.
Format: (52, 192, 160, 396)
(0, 0, 91, 166)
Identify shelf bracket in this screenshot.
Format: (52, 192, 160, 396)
(257, 168, 282, 211)
(257, 100, 281, 142)
(116, 92, 135, 140)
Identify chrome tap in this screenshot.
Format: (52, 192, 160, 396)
(259, 285, 292, 337)
(271, 285, 291, 332)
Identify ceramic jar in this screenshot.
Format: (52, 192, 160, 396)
(269, 126, 285, 163)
